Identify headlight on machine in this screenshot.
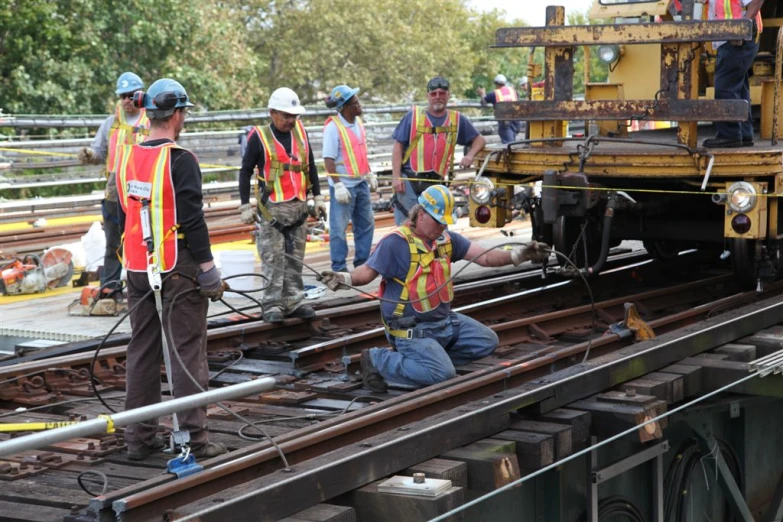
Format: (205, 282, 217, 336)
(598, 44, 622, 65)
(470, 177, 495, 205)
(726, 181, 757, 213)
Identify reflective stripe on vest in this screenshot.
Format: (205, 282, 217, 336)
(494, 86, 518, 102)
(107, 104, 150, 178)
(323, 115, 370, 177)
(403, 106, 460, 177)
(710, 0, 763, 35)
(254, 121, 309, 203)
(116, 142, 180, 273)
(388, 226, 454, 317)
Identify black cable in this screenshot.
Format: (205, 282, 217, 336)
(77, 470, 109, 497)
(574, 495, 647, 522)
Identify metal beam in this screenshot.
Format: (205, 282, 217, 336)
(161, 294, 783, 522)
(494, 20, 753, 47)
(494, 99, 750, 122)
(763, 471, 783, 522)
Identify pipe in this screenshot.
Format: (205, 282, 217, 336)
(587, 192, 618, 276)
(0, 377, 276, 457)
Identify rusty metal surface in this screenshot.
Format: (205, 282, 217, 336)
(494, 99, 750, 122)
(494, 20, 753, 47)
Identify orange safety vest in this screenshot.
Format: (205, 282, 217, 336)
(385, 226, 454, 317)
(494, 85, 518, 102)
(253, 121, 310, 203)
(709, 0, 763, 35)
(403, 106, 460, 178)
(116, 142, 180, 273)
(107, 104, 150, 179)
(323, 115, 371, 178)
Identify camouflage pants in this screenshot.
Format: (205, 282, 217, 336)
(255, 199, 308, 314)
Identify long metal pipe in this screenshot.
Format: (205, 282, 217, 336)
(0, 377, 275, 457)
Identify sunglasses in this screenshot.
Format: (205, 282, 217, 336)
(427, 77, 450, 92)
(119, 92, 136, 100)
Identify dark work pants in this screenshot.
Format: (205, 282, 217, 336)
(123, 249, 210, 449)
(714, 40, 758, 142)
(101, 199, 123, 292)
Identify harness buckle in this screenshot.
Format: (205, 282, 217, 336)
(406, 330, 415, 340)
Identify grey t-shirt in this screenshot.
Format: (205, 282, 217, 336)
(90, 111, 144, 201)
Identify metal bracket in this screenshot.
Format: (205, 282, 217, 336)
(587, 437, 668, 522)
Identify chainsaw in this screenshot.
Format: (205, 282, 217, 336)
(0, 248, 74, 295)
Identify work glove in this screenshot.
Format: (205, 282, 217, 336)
(78, 147, 101, 165)
(320, 270, 351, 291)
(314, 195, 327, 218)
(238, 203, 256, 224)
(333, 182, 351, 204)
(366, 172, 378, 192)
(197, 266, 227, 301)
(511, 241, 551, 266)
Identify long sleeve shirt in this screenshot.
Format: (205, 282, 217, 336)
(238, 124, 320, 204)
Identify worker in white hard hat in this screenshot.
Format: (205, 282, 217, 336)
(237, 87, 325, 323)
(476, 73, 523, 144)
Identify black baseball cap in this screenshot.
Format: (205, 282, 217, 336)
(427, 76, 450, 92)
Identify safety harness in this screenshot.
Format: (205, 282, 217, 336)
(402, 106, 459, 179)
(383, 227, 455, 341)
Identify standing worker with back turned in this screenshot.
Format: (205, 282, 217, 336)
(238, 88, 325, 323)
(702, 0, 766, 148)
(476, 74, 523, 144)
(320, 185, 551, 392)
(116, 78, 227, 460)
(391, 76, 486, 225)
(323, 84, 377, 273)
(78, 72, 150, 297)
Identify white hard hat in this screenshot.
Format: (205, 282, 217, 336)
(520, 76, 529, 85)
(494, 74, 507, 85)
(267, 87, 306, 115)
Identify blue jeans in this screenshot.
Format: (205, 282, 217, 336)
(498, 121, 519, 144)
(101, 199, 123, 292)
(714, 40, 758, 141)
(393, 177, 420, 226)
(329, 181, 375, 272)
(370, 312, 498, 387)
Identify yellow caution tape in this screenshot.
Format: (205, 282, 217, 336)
(0, 421, 82, 432)
(98, 414, 115, 433)
(0, 146, 76, 157)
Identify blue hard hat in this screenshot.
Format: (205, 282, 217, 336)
(328, 85, 360, 109)
(418, 185, 458, 225)
(115, 72, 144, 95)
(141, 78, 194, 118)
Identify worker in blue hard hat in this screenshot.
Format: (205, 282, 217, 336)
(477, 73, 523, 144)
(116, 78, 228, 461)
(320, 184, 551, 392)
(78, 71, 150, 297)
(322, 84, 376, 273)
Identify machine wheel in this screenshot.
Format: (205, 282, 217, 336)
(553, 216, 601, 269)
(729, 238, 783, 288)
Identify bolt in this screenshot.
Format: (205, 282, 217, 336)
(413, 473, 426, 484)
(77, 452, 85, 460)
(626, 387, 636, 397)
(87, 442, 95, 450)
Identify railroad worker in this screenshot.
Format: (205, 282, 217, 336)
(237, 87, 324, 323)
(703, 0, 766, 148)
(476, 74, 523, 144)
(518, 76, 529, 99)
(323, 84, 376, 273)
(116, 78, 227, 460)
(319, 185, 551, 392)
(390, 76, 486, 225)
(78, 72, 150, 297)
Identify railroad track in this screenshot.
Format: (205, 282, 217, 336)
(1, 253, 780, 520)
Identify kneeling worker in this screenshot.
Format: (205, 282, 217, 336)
(320, 185, 550, 391)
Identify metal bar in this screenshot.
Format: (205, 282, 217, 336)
(0, 377, 275, 457)
(773, 28, 782, 146)
(494, 20, 753, 47)
(592, 440, 669, 484)
(587, 436, 599, 522)
(149, 295, 782, 522)
(495, 99, 750, 121)
(653, 454, 664, 522)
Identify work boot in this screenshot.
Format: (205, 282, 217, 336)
(263, 309, 284, 323)
(287, 305, 315, 319)
(361, 349, 388, 393)
(127, 435, 167, 461)
(191, 441, 228, 459)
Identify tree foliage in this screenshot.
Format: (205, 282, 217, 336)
(0, 0, 599, 117)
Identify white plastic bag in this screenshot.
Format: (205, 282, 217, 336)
(81, 221, 106, 270)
